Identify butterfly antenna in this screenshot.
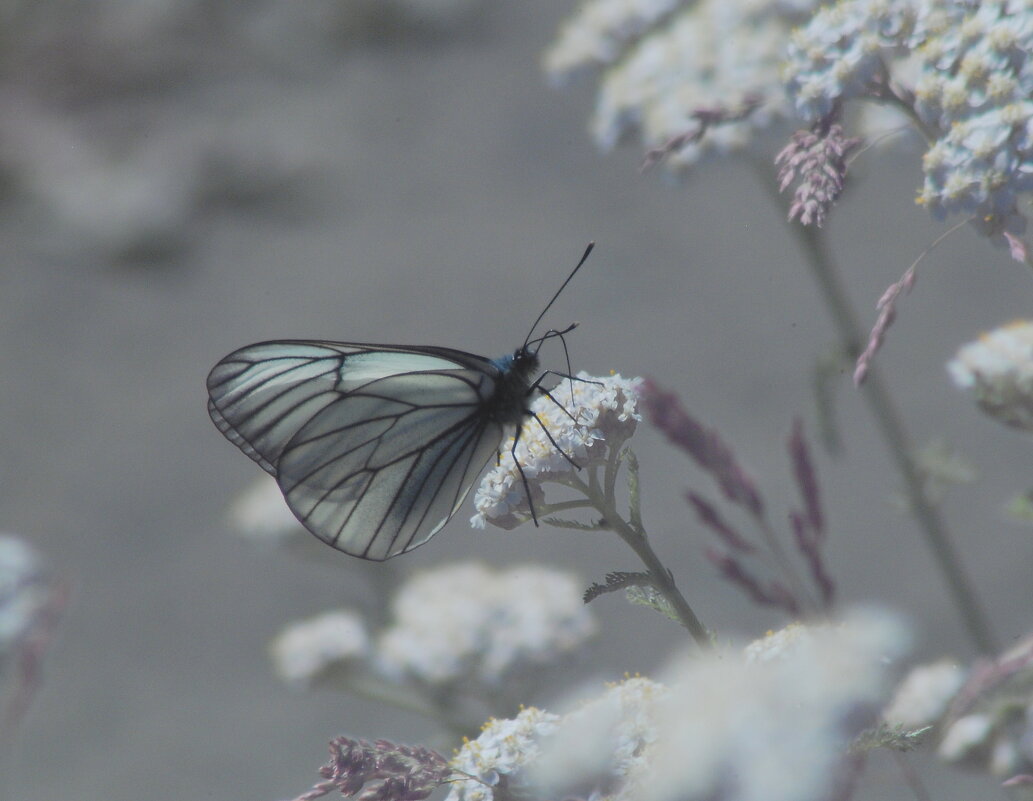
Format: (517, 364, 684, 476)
(523, 242, 594, 350)
(556, 325, 576, 400)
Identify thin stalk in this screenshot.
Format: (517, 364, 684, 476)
(754, 516, 822, 612)
(344, 674, 474, 737)
(892, 751, 934, 801)
(567, 472, 712, 648)
(789, 211, 997, 654)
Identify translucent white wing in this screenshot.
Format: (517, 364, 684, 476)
(207, 341, 507, 559)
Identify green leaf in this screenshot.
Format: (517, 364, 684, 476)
(626, 584, 680, 623)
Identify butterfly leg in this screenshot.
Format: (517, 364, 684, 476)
(508, 421, 541, 527)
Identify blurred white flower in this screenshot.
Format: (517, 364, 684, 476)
(882, 658, 966, 728)
(445, 707, 561, 801)
(0, 534, 51, 658)
(932, 631, 1033, 778)
(635, 610, 908, 801)
(374, 562, 596, 687)
(545, 0, 686, 79)
(947, 319, 1033, 431)
(742, 621, 812, 662)
(228, 476, 308, 547)
(533, 610, 909, 801)
(938, 712, 994, 763)
(471, 372, 642, 529)
(532, 676, 666, 796)
(270, 610, 370, 687)
(545, 0, 818, 169)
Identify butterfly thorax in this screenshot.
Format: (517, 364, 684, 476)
(486, 348, 540, 426)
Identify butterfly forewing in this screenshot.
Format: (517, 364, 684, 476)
(207, 343, 356, 473)
(207, 341, 511, 559)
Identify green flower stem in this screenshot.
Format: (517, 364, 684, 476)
(791, 215, 997, 654)
(868, 78, 938, 143)
(536, 498, 597, 517)
(566, 470, 712, 649)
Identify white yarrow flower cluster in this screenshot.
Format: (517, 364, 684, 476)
(784, 1, 916, 121)
(531, 676, 666, 796)
(267, 563, 597, 698)
(375, 562, 597, 686)
(785, 0, 1033, 235)
(270, 610, 371, 687)
(947, 319, 1033, 431)
(545, 0, 685, 78)
(914, 2, 1033, 231)
(472, 372, 642, 529)
(631, 611, 908, 801)
(454, 611, 908, 801)
(882, 658, 967, 728)
(545, 0, 821, 169)
(742, 621, 812, 662)
(446, 707, 561, 801)
(937, 713, 997, 763)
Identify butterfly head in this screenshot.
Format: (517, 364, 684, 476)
(492, 347, 540, 385)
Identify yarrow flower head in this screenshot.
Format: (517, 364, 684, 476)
(784, 0, 916, 122)
(270, 610, 370, 687)
(472, 372, 642, 529)
(742, 621, 812, 663)
(545, 0, 821, 169)
(947, 319, 1033, 432)
(228, 475, 321, 552)
(453, 611, 909, 801)
(785, 0, 1033, 236)
(626, 610, 908, 801)
(446, 707, 561, 801)
(882, 658, 967, 729)
(531, 676, 667, 797)
(265, 562, 596, 732)
(374, 562, 597, 687)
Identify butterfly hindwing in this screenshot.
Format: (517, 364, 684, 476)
(207, 341, 508, 559)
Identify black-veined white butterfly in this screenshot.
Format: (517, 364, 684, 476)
(206, 244, 593, 561)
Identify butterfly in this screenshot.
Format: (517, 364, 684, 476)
(206, 244, 593, 561)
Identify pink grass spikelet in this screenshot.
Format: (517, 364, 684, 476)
(788, 418, 824, 539)
(789, 510, 835, 610)
(641, 94, 763, 172)
(686, 491, 754, 553)
(285, 738, 451, 801)
(1004, 231, 1029, 264)
(705, 546, 798, 615)
(854, 264, 917, 386)
(642, 379, 764, 519)
(776, 124, 861, 228)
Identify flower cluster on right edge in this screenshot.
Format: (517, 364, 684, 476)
(785, 0, 1033, 240)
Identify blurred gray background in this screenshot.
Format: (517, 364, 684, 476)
(1, 1, 1030, 799)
